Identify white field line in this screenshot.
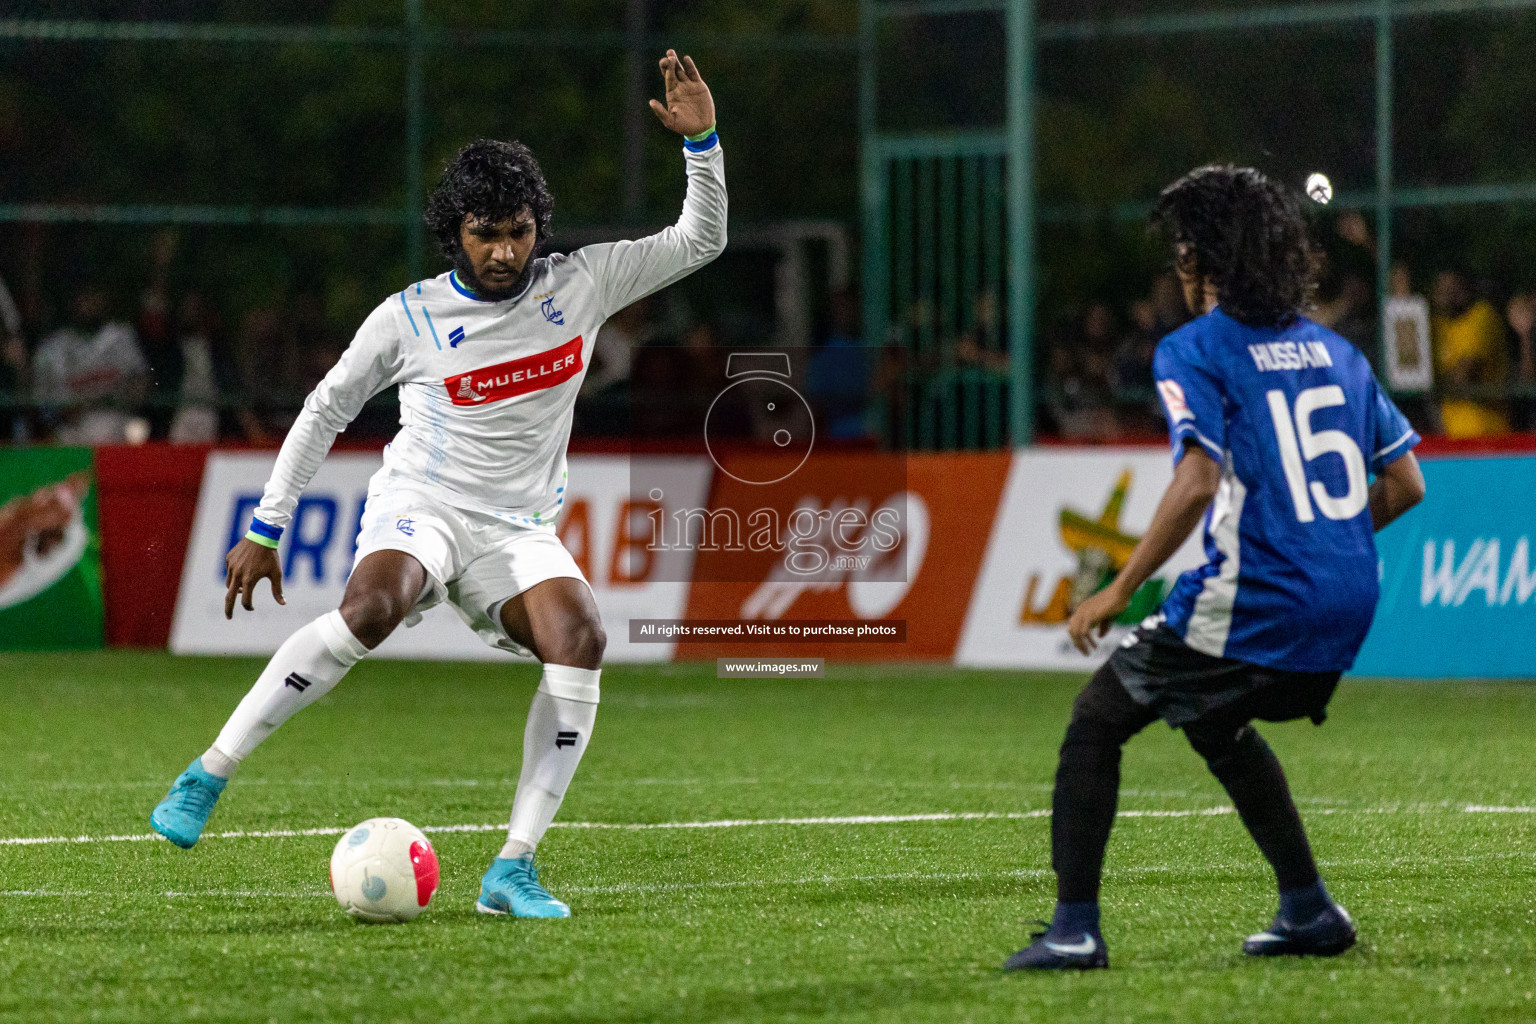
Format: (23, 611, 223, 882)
(7, 849, 1535, 903)
(0, 889, 331, 899)
(566, 849, 1536, 897)
(0, 809, 1244, 847)
(0, 776, 774, 793)
(0, 802, 1528, 849)
(0, 813, 1051, 847)
(1, 779, 1354, 796)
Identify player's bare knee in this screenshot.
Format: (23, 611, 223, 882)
(548, 616, 605, 669)
(572, 617, 607, 668)
(339, 590, 410, 650)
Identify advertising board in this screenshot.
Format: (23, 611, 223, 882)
(956, 448, 1207, 671)
(0, 447, 104, 650)
(1353, 455, 1536, 678)
(169, 452, 709, 661)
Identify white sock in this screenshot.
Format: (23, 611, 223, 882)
(500, 664, 599, 858)
(203, 611, 369, 778)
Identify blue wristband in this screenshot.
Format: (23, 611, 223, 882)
(683, 129, 719, 153)
(247, 518, 283, 548)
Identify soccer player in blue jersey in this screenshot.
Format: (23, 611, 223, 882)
(1005, 165, 1426, 971)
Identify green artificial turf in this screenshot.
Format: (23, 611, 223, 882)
(1, 651, 1534, 1023)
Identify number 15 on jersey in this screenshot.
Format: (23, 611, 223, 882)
(1266, 385, 1368, 524)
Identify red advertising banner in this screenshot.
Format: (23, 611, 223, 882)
(95, 443, 211, 647)
(678, 452, 1011, 661)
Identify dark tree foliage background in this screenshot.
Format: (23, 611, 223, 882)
(0, 0, 1531, 340)
(876, 2, 1536, 320)
(0, 0, 858, 337)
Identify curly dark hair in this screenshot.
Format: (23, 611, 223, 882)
(424, 139, 554, 257)
(1151, 164, 1314, 328)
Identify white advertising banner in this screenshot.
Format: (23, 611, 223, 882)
(956, 448, 1208, 671)
(169, 452, 710, 661)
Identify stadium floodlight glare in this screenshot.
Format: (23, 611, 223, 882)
(1306, 172, 1334, 205)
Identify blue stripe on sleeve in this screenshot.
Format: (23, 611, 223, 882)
(421, 306, 442, 350)
(683, 131, 719, 153)
(398, 291, 420, 336)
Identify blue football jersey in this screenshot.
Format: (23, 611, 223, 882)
(1153, 307, 1419, 672)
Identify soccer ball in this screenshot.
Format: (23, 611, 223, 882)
(329, 817, 440, 923)
(1305, 172, 1333, 204)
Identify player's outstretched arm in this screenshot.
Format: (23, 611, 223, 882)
(231, 302, 405, 619)
(1067, 444, 1221, 654)
(1368, 450, 1425, 531)
(579, 49, 727, 320)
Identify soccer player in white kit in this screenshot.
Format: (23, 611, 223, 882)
(150, 50, 726, 918)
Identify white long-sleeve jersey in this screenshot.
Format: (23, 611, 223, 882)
(251, 139, 726, 536)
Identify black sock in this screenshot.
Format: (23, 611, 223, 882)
(1052, 718, 1127, 903)
(1279, 878, 1332, 922)
(1051, 665, 1154, 904)
(1193, 725, 1320, 892)
(1049, 900, 1102, 938)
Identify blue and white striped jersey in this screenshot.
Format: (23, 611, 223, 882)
(1154, 307, 1419, 672)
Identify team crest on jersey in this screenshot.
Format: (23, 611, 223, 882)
(446, 336, 584, 406)
(533, 289, 564, 326)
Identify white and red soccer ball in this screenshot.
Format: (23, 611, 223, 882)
(329, 817, 439, 923)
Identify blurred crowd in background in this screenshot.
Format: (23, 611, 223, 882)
(1037, 211, 1536, 442)
(0, 228, 875, 449)
(1, 212, 1534, 449)
(6, 0, 1536, 450)
(0, 231, 359, 448)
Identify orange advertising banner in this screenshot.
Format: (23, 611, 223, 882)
(677, 452, 1011, 661)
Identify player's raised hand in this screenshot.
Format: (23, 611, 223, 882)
(224, 537, 285, 619)
(648, 49, 715, 137)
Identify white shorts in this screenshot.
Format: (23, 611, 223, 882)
(352, 483, 588, 656)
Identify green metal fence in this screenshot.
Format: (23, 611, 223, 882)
(8, 4, 1536, 450)
(868, 139, 1011, 449)
(0, 9, 861, 283)
(862, 0, 1536, 448)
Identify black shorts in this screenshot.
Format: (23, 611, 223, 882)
(1109, 621, 1341, 728)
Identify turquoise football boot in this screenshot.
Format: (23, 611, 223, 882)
(149, 758, 227, 849)
(476, 853, 571, 918)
